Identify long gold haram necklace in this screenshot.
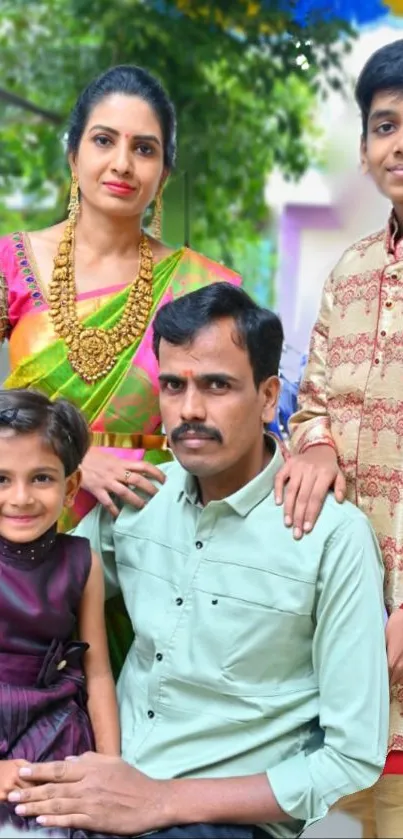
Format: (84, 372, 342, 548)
(48, 219, 154, 383)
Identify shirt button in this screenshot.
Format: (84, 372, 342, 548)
(156, 653, 163, 661)
(385, 300, 393, 308)
(391, 273, 398, 279)
(147, 710, 155, 719)
(176, 597, 183, 606)
(380, 330, 386, 337)
(195, 541, 203, 549)
(374, 358, 380, 365)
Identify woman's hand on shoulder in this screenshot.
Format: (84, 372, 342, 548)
(81, 447, 166, 517)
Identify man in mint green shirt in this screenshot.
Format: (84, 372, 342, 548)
(11, 284, 388, 839)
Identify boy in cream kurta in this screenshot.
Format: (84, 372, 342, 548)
(278, 37, 403, 839)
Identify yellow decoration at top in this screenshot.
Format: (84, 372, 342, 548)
(384, 0, 403, 13)
(246, 1, 260, 16)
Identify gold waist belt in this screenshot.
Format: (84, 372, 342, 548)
(89, 432, 168, 451)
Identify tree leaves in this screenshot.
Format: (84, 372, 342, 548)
(0, 0, 356, 262)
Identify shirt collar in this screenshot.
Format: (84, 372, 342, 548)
(177, 435, 284, 517)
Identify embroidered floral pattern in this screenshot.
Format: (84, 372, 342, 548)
(11, 232, 45, 308)
(328, 394, 362, 435)
(378, 535, 403, 586)
(289, 215, 403, 750)
(298, 379, 324, 405)
(383, 333, 403, 371)
(0, 270, 9, 342)
(364, 399, 403, 447)
(333, 269, 382, 316)
(328, 332, 374, 370)
(357, 464, 403, 515)
(350, 228, 384, 258)
(329, 396, 403, 446)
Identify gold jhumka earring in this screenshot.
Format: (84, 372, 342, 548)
(68, 174, 80, 222)
(151, 186, 163, 239)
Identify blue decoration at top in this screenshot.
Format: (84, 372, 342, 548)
(277, 0, 389, 25)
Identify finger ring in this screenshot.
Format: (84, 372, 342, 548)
(124, 470, 132, 483)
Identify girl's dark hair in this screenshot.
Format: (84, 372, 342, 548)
(67, 64, 177, 168)
(152, 282, 284, 389)
(356, 39, 403, 136)
(0, 389, 90, 476)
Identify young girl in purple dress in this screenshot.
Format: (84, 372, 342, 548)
(0, 388, 120, 828)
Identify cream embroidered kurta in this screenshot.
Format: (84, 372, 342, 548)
(289, 214, 403, 751)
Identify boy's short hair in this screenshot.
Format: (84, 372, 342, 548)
(355, 38, 403, 136)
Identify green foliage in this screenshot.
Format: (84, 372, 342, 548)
(0, 0, 355, 264)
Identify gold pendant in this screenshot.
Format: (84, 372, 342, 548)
(49, 225, 154, 384)
(66, 328, 117, 383)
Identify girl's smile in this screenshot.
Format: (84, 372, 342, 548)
(0, 431, 79, 544)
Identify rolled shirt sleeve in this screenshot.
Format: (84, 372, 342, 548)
(266, 513, 388, 830)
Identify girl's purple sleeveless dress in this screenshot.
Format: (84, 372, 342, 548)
(0, 530, 252, 839)
(0, 526, 95, 832)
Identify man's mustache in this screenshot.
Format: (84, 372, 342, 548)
(171, 422, 223, 444)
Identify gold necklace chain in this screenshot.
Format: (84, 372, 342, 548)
(48, 220, 154, 383)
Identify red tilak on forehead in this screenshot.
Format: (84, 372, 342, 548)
(181, 369, 194, 378)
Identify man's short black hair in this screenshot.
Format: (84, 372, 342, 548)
(356, 39, 403, 136)
(152, 282, 283, 388)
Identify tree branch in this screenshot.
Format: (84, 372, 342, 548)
(0, 87, 63, 125)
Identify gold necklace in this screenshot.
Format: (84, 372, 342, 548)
(48, 220, 154, 383)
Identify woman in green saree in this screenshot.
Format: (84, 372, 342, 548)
(0, 65, 242, 676)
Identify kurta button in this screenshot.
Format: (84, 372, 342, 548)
(391, 273, 398, 279)
(147, 710, 155, 719)
(385, 300, 393, 308)
(156, 653, 163, 661)
(196, 541, 203, 549)
(374, 358, 380, 365)
(176, 597, 183, 606)
(380, 330, 386, 337)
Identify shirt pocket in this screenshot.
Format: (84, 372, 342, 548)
(192, 559, 315, 694)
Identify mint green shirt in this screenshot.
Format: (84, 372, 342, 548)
(75, 441, 388, 839)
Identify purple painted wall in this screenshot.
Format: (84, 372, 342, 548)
(277, 204, 340, 377)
